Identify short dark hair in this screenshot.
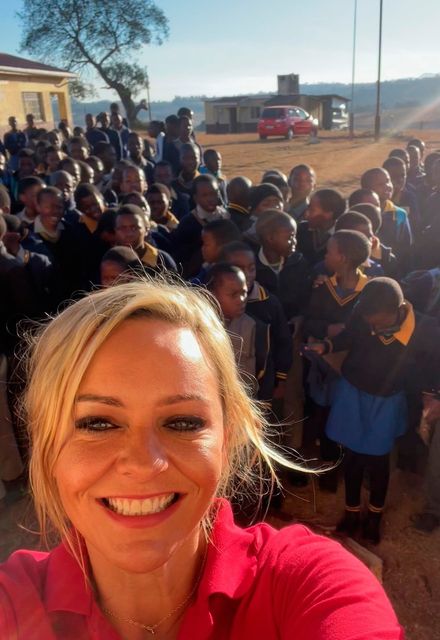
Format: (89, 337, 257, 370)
(94, 141, 113, 156)
(332, 230, 370, 268)
(74, 183, 103, 205)
(249, 183, 283, 211)
(423, 152, 440, 175)
(355, 277, 404, 316)
(313, 189, 346, 219)
(261, 173, 288, 192)
(202, 219, 241, 246)
(218, 241, 255, 262)
(361, 168, 386, 190)
(383, 156, 406, 172)
(96, 209, 117, 235)
(349, 203, 382, 234)
(36, 186, 63, 204)
(256, 210, 296, 241)
(18, 148, 36, 162)
(203, 148, 220, 163)
(101, 246, 143, 272)
(116, 204, 145, 220)
(165, 114, 179, 125)
(17, 176, 45, 197)
(335, 211, 372, 233)
(205, 263, 244, 291)
(147, 183, 171, 199)
(407, 138, 425, 152)
(289, 163, 315, 179)
(154, 160, 172, 170)
(192, 174, 218, 196)
(388, 148, 409, 165)
(348, 188, 379, 208)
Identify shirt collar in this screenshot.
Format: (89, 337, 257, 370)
(34, 216, 64, 241)
(393, 302, 415, 346)
(258, 247, 284, 273)
(228, 203, 249, 216)
(247, 281, 267, 302)
(139, 242, 159, 267)
(329, 269, 369, 292)
(79, 215, 98, 233)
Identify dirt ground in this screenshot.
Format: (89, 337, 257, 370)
(1, 130, 439, 639)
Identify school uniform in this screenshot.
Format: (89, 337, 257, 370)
(85, 127, 109, 153)
(370, 242, 399, 279)
(137, 242, 176, 275)
(287, 198, 309, 222)
(228, 203, 253, 232)
(379, 200, 412, 274)
(296, 220, 332, 267)
(171, 172, 201, 210)
(226, 313, 273, 402)
(68, 215, 109, 289)
(395, 187, 421, 236)
(323, 304, 440, 511)
(168, 186, 190, 221)
(246, 282, 293, 386)
(171, 206, 229, 279)
(255, 248, 312, 320)
(314, 258, 384, 279)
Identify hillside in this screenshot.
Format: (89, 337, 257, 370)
(71, 74, 440, 130)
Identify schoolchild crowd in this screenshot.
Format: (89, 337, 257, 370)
(1, 106, 440, 546)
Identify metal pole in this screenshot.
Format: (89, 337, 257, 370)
(374, 0, 383, 141)
(146, 68, 152, 120)
(349, 0, 358, 139)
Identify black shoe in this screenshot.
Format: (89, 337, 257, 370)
(336, 510, 360, 536)
(362, 511, 382, 545)
(411, 512, 440, 533)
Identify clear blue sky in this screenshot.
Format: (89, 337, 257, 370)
(2, 0, 440, 101)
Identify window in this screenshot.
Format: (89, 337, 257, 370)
(261, 107, 286, 119)
(22, 92, 45, 122)
(250, 106, 261, 119)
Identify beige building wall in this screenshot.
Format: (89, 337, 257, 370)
(0, 73, 73, 135)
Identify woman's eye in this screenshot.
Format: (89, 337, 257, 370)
(75, 417, 118, 432)
(164, 417, 206, 432)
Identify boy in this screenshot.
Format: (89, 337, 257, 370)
(146, 183, 179, 231)
(172, 174, 228, 279)
(67, 137, 90, 162)
(360, 168, 412, 273)
(114, 204, 176, 275)
(200, 149, 227, 204)
(120, 165, 147, 197)
(382, 156, 421, 235)
(348, 188, 381, 210)
(193, 219, 241, 282)
(153, 160, 190, 220)
(307, 278, 440, 543)
(206, 263, 274, 402)
(126, 132, 154, 184)
(256, 210, 311, 319)
(297, 188, 346, 266)
(16, 176, 45, 225)
(287, 164, 316, 222)
(349, 203, 399, 278)
(49, 171, 75, 213)
(220, 241, 293, 404)
(172, 144, 201, 207)
(226, 176, 253, 232)
(22, 187, 79, 303)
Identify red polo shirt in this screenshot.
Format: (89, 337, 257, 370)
(0, 500, 404, 639)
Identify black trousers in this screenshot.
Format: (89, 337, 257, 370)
(344, 448, 390, 510)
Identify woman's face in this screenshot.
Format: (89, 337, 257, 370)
(54, 319, 225, 573)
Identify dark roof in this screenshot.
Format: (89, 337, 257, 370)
(0, 52, 72, 75)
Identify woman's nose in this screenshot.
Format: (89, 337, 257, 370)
(115, 430, 169, 478)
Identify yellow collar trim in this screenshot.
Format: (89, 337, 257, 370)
(79, 215, 98, 233)
(140, 243, 159, 267)
(378, 303, 415, 346)
(327, 271, 369, 305)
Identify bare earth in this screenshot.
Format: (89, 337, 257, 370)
(1, 130, 439, 639)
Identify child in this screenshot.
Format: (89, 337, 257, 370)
(114, 204, 176, 275)
(172, 174, 228, 279)
(172, 144, 201, 207)
(262, 171, 290, 205)
(334, 212, 383, 276)
(120, 165, 147, 197)
(219, 240, 293, 403)
(200, 149, 227, 204)
(255, 210, 311, 319)
(243, 183, 284, 246)
(297, 188, 346, 266)
(348, 188, 381, 210)
(206, 263, 273, 402)
(49, 170, 75, 213)
(349, 203, 399, 278)
(193, 219, 241, 282)
(224, 176, 252, 232)
(307, 278, 440, 543)
(126, 132, 155, 184)
(146, 183, 179, 231)
(382, 156, 421, 235)
(287, 164, 316, 222)
(360, 168, 412, 273)
(100, 246, 145, 287)
(16, 176, 45, 225)
(153, 160, 190, 220)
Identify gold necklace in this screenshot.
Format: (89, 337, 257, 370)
(101, 545, 208, 636)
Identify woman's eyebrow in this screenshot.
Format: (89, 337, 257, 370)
(75, 393, 207, 407)
(76, 394, 124, 407)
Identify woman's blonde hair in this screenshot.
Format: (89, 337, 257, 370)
(23, 278, 304, 552)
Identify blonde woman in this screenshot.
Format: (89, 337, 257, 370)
(0, 280, 403, 639)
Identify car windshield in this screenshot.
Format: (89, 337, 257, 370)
(261, 108, 285, 119)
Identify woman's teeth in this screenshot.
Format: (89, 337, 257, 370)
(106, 493, 176, 516)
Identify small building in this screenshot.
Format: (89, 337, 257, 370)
(204, 73, 349, 133)
(0, 53, 76, 135)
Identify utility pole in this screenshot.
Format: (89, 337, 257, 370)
(349, 0, 358, 139)
(146, 68, 152, 120)
(374, 0, 384, 141)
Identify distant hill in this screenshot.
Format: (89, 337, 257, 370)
(72, 75, 440, 129)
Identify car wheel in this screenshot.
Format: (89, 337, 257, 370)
(259, 134, 267, 140)
(286, 129, 294, 140)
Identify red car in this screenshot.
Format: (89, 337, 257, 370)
(257, 105, 319, 140)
